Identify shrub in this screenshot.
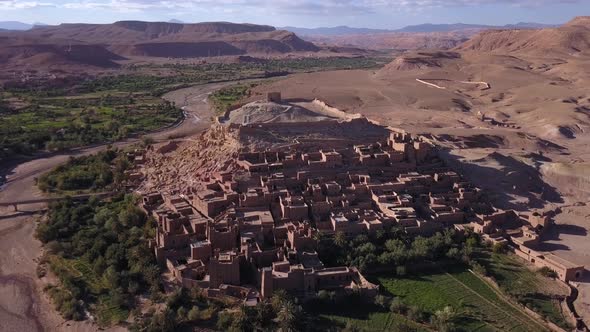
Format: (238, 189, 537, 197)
(396, 265, 407, 276)
(538, 266, 559, 279)
(492, 242, 508, 254)
(374, 294, 390, 309)
(187, 306, 200, 321)
(390, 297, 406, 314)
(471, 262, 487, 276)
(407, 305, 428, 322)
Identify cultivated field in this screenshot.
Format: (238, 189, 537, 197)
(377, 267, 549, 331)
(478, 251, 571, 328)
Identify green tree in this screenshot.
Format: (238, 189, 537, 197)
(271, 289, 288, 312)
(176, 306, 187, 322)
(187, 306, 200, 321)
(492, 242, 508, 254)
(407, 305, 427, 323)
(446, 247, 461, 260)
(230, 306, 251, 331)
(334, 231, 347, 247)
(277, 301, 300, 332)
(431, 306, 458, 332)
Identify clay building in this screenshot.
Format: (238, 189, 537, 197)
(143, 125, 583, 304)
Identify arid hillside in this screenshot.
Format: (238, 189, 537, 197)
(307, 30, 473, 50)
(456, 16, 590, 56)
(0, 21, 320, 70)
(0, 36, 125, 69)
(298, 22, 556, 51)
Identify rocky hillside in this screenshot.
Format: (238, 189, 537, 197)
(0, 21, 319, 69)
(307, 31, 472, 50)
(455, 16, 590, 56)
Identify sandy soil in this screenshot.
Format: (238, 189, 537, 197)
(0, 81, 228, 332)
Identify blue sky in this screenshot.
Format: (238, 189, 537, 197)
(0, 0, 588, 28)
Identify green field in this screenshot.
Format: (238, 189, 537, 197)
(477, 251, 571, 329)
(376, 266, 549, 332)
(308, 300, 430, 331)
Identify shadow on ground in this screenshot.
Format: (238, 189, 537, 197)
(439, 149, 564, 211)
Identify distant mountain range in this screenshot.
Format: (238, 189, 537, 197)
(0, 21, 48, 30)
(2, 20, 558, 33)
(279, 26, 391, 36)
(281, 22, 558, 36)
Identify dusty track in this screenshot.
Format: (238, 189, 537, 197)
(0, 81, 229, 332)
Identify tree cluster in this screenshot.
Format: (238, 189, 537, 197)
(37, 148, 130, 192)
(317, 227, 477, 273)
(37, 194, 160, 323)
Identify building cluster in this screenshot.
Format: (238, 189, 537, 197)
(141, 131, 515, 303)
(140, 123, 584, 304)
(460, 210, 584, 281)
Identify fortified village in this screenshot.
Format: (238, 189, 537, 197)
(136, 92, 584, 305)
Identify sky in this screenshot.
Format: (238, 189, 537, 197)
(0, 0, 588, 28)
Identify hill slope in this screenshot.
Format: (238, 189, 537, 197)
(455, 17, 590, 56)
(0, 21, 320, 70)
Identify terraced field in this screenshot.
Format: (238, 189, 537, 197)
(378, 267, 549, 332)
(478, 252, 571, 329)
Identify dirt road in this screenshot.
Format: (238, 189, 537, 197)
(0, 81, 227, 332)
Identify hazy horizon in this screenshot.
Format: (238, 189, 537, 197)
(0, 0, 587, 29)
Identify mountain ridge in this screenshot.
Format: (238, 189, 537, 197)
(281, 22, 558, 36)
(0, 21, 319, 70)
(455, 16, 590, 56)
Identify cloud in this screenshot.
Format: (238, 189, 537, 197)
(0, 0, 583, 13)
(0, 0, 54, 10)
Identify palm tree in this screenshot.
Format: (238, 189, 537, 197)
(277, 301, 299, 332)
(230, 305, 250, 332)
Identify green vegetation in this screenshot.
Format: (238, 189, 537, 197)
(80, 57, 386, 98)
(1, 56, 387, 160)
(129, 287, 226, 332)
(37, 148, 131, 193)
(313, 229, 556, 332)
(130, 57, 387, 81)
(306, 291, 429, 332)
(0, 91, 180, 159)
(317, 228, 469, 273)
(377, 265, 548, 332)
(538, 266, 559, 279)
(129, 288, 309, 332)
(209, 83, 258, 115)
(36, 194, 160, 326)
(475, 250, 571, 329)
